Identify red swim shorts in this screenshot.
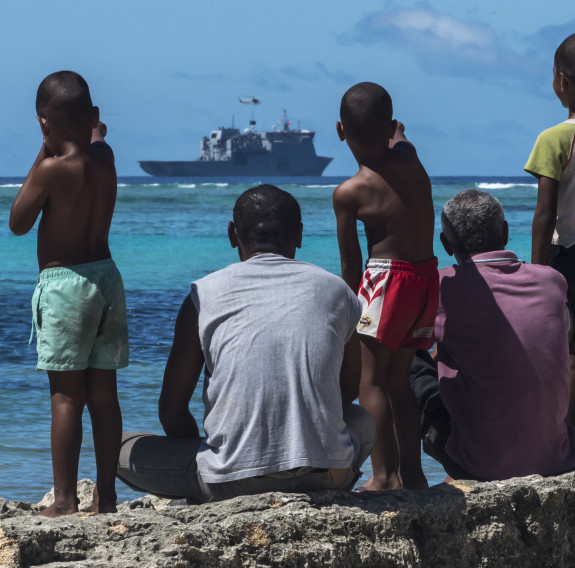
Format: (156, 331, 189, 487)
(356, 258, 439, 351)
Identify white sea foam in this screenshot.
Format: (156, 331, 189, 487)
(304, 184, 337, 188)
(177, 184, 197, 188)
(477, 182, 537, 190)
(201, 183, 229, 187)
(0, 184, 20, 188)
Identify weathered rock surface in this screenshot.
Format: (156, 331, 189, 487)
(2, 473, 575, 567)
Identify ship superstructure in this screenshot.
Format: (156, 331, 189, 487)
(139, 108, 332, 177)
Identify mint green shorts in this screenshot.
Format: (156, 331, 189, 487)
(32, 258, 129, 371)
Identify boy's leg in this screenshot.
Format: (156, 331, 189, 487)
(387, 347, 428, 489)
(86, 368, 122, 513)
(549, 246, 575, 425)
(39, 371, 87, 518)
(358, 336, 401, 490)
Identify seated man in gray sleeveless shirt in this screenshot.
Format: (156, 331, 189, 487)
(117, 184, 375, 502)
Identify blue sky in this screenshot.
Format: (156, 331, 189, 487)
(2, 0, 574, 176)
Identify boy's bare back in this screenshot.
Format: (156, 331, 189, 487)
(334, 135, 434, 263)
(35, 140, 116, 269)
(333, 118, 434, 293)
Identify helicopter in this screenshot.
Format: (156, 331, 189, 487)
(238, 96, 261, 105)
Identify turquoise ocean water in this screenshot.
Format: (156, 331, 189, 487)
(0, 175, 537, 503)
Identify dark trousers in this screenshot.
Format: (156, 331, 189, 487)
(409, 350, 484, 481)
(549, 244, 575, 317)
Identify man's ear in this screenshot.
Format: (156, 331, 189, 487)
(502, 220, 509, 247)
(228, 221, 239, 249)
(336, 121, 345, 142)
(296, 223, 303, 249)
(440, 232, 454, 257)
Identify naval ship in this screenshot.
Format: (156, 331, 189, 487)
(138, 103, 332, 177)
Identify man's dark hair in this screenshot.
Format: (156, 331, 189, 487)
(441, 189, 506, 255)
(555, 34, 575, 82)
(36, 71, 94, 126)
(340, 82, 393, 145)
(233, 184, 302, 252)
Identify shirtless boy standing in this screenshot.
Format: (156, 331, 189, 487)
(9, 71, 128, 516)
(333, 82, 437, 490)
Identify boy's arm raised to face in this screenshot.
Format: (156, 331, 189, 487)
(9, 141, 56, 235)
(333, 183, 363, 293)
(532, 176, 559, 264)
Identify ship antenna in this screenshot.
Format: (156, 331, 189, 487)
(283, 109, 290, 131)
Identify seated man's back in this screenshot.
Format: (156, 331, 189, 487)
(437, 252, 575, 479)
(193, 253, 360, 481)
(429, 190, 575, 480)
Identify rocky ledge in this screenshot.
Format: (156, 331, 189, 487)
(2, 473, 575, 567)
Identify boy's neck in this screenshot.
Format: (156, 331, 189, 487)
(347, 140, 390, 169)
(53, 137, 92, 157)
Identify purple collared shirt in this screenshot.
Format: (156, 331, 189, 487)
(435, 250, 575, 480)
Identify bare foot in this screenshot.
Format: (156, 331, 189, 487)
(92, 487, 117, 514)
(35, 501, 78, 518)
(355, 474, 403, 492)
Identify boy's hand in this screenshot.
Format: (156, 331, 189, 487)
(390, 119, 414, 151)
(39, 139, 55, 160)
(92, 121, 107, 143)
(36, 117, 55, 158)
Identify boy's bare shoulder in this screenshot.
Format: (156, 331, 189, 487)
(32, 154, 83, 192)
(41, 147, 114, 192)
(333, 173, 371, 208)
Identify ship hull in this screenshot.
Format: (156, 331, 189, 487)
(140, 144, 332, 177)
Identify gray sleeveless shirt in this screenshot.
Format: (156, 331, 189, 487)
(190, 254, 361, 483)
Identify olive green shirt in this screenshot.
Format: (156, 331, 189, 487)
(525, 119, 575, 246)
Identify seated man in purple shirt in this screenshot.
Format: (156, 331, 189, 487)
(411, 189, 575, 481)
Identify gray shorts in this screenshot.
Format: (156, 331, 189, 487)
(117, 404, 376, 503)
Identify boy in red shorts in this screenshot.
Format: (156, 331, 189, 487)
(333, 82, 437, 490)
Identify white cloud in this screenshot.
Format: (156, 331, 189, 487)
(340, 2, 523, 79)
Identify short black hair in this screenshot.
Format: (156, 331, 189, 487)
(340, 82, 393, 145)
(555, 34, 575, 82)
(233, 184, 302, 252)
(36, 71, 94, 127)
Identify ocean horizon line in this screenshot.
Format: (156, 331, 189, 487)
(0, 174, 536, 189)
